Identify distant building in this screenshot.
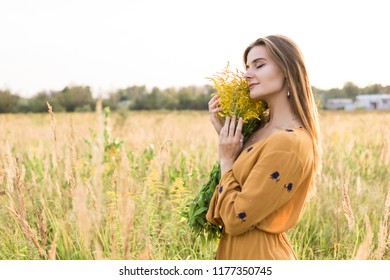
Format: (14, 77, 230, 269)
(354, 94, 390, 110)
(325, 94, 390, 110)
(325, 98, 353, 110)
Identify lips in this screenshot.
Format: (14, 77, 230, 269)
(249, 83, 259, 89)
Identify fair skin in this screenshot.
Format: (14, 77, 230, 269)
(209, 45, 303, 175)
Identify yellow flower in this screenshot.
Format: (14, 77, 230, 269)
(208, 63, 267, 124)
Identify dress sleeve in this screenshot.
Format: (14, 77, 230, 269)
(206, 139, 310, 236)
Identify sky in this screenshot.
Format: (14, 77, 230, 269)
(1, 0, 389, 98)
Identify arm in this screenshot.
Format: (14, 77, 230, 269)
(208, 94, 224, 135)
(206, 140, 310, 236)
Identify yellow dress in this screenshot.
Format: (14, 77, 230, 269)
(206, 127, 314, 260)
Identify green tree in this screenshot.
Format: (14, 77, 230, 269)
(362, 84, 382, 94)
(0, 90, 19, 113)
(57, 86, 94, 112)
(177, 87, 194, 109)
(160, 87, 178, 109)
(343, 81, 360, 98)
(325, 87, 345, 99)
(28, 92, 51, 112)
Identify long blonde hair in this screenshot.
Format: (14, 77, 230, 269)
(243, 35, 322, 174)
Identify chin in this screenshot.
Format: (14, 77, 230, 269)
(250, 91, 263, 100)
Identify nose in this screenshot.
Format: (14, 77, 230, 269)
(244, 69, 253, 80)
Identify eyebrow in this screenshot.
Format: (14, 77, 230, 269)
(246, 57, 267, 69)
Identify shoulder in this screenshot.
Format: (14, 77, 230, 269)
(263, 128, 313, 156)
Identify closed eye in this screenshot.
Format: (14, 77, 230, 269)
(256, 64, 265, 69)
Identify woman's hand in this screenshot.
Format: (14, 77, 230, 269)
(208, 95, 224, 135)
(219, 115, 243, 175)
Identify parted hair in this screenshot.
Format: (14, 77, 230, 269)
(243, 35, 322, 175)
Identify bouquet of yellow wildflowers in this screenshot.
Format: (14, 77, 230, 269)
(182, 64, 268, 244)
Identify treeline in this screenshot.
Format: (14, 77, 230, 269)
(313, 82, 390, 100)
(1, 82, 389, 113)
(0, 85, 214, 113)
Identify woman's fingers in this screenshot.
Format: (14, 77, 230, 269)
(209, 100, 222, 113)
(208, 95, 220, 109)
(208, 94, 219, 104)
(235, 117, 243, 142)
(221, 116, 230, 136)
(229, 115, 236, 136)
(210, 107, 222, 114)
(209, 95, 224, 134)
(221, 115, 243, 139)
(218, 116, 243, 168)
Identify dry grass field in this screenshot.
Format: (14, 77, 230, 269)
(0, 106, 389, 260)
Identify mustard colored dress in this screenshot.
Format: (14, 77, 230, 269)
(206, 128, 314, 260)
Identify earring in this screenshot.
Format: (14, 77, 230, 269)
(287, 91, 290, 99)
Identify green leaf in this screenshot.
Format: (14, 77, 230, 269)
(199, 234, 206, 246)
(193, 206, 208, 217)
(196, 216, 205, 226)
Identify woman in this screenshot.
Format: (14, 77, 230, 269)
(206, 35, 321, 259)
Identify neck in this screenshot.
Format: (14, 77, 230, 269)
(265, 91, 297, 129)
